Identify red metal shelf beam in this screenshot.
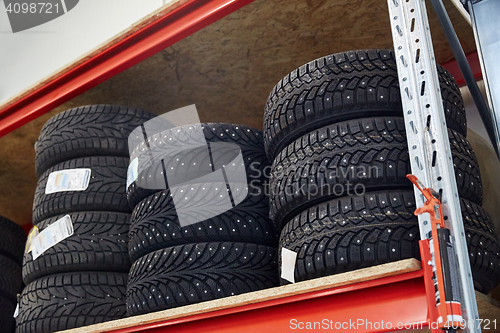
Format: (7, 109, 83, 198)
(0, 0, 480, 137)
(0, 0, 254, 137)
(111, 271, 428, 333)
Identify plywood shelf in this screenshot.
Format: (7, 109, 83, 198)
(62, 259, 425, 333)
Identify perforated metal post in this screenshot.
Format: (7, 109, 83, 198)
(387, 0, 480, 331)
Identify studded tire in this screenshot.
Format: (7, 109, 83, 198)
(0, 255, 22, 303)
(127, 242, 278, 315)
(15, 272, 127, 333)
(263, 49, 467, 161)
(35, 105, 155, 178)
(449, 128, 483, 204)
(462, 198, 500, 294)
(0, 296, 16, 333)
(22, 212, 131, 285)
(278, 190, 500, 293)
(0, 216, 25, 333)
(127, 123, 269, 208)
(0, 215, 27, 265)
(270, 117, 482, 228)
(129, 185, 277, 262)
(33, 156, 130, 224)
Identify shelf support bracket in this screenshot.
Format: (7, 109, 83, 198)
(387, 0, 480, 331)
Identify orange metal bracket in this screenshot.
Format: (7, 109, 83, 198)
(0, 0, 255, 137)
(420, 239, 442, 333)
(408, 174, 464, 331)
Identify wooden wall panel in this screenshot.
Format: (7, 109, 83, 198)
(0, 0, 475, 226)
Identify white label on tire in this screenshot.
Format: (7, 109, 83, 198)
(126, 158, 139, 189)
(31, 215, 74, 260)
(281, 247, 297, 284)
(45, 168, 91, 194)
(13, 303, 19, 318)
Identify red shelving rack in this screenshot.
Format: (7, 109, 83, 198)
(1, 1, 496, 332)
(0, 0, 253, 137)
(63, 260, 429, 333)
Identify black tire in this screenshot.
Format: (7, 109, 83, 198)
(127, 242, 278, 316)
(450, 129, 483, 204)
(269, 117, 482, 227)
(129, 185, 277, 262)
(278, 191, 500, 293)
(279, 190, 420, 284)
(33, 156, 130, 224)
(0, 296, 16, 333)
(127, 123, 269, 208)
(0, 216, 27, 266)
(0, 255, 22, 303)
(462, 198, 500, 294)
(34, 105, 155, 178)
(263, 49, 467, 161)
(22, 212, 131, 285)
(15, 272, 127, 333)
(438, 64, 467, 137)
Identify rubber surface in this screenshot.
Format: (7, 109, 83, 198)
(278, 191, 500, 293)
(129, 185, 277, 262)
(127, 242, 278, 315)
(15, 272, 127, 333)
(33, 156, 130, 224)
(0, 255, 22, 303)
(279, 191, 419, 284)
(462, 198, 500, 294)
(449, 129, 483, 204)
(269, 117, 482, 227)
(0, 215, 27, 265)
(0, 296, 15, 333)
(127, 123, 269, 208)
(35, 105, 155, 178)
(263, 49, 467, 161)
(22, 212, 131, 285)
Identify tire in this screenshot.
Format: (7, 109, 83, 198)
(450, 129, 483, 204)
(33, 156, 130, 224)
(127, 242, 278, 316)
(129, 185, 277, 262)
(278, 191, 500, 293)
(0, 216, 26, 265)
(34, 105, 155, 178)
(279, 190, 420, 284)
(263, 49, 467, 161)
(0, 296, 15, 333)
(462, 198, 500, 294)
(127, 123, 269, 208)
(22, 212, 131, 285)
(438, 64, 467, 137)
(15, 272, 127, 333)
(269, 117, 482, 227)
(0, 255, 22, 303)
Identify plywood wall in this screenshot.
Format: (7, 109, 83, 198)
(0, 0, 475, 226)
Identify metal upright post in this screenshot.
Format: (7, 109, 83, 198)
(387, 0, 480, 331)
(468, 0, 500, 153)
(430, 0, 500, 158)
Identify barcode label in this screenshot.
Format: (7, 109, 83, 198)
(45, 168, 91, 194)
(31, 215, 74, 260)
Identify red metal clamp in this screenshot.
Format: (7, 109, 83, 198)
(408, 174, 463, 332)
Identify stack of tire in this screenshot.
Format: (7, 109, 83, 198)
(16, 105, 155, 333)
(0, 216, 26, 333)
(264, 49, 500, 293)
(125, 123, 279, 316)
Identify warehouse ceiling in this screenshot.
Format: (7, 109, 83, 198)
(0, 0, 475, 227)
